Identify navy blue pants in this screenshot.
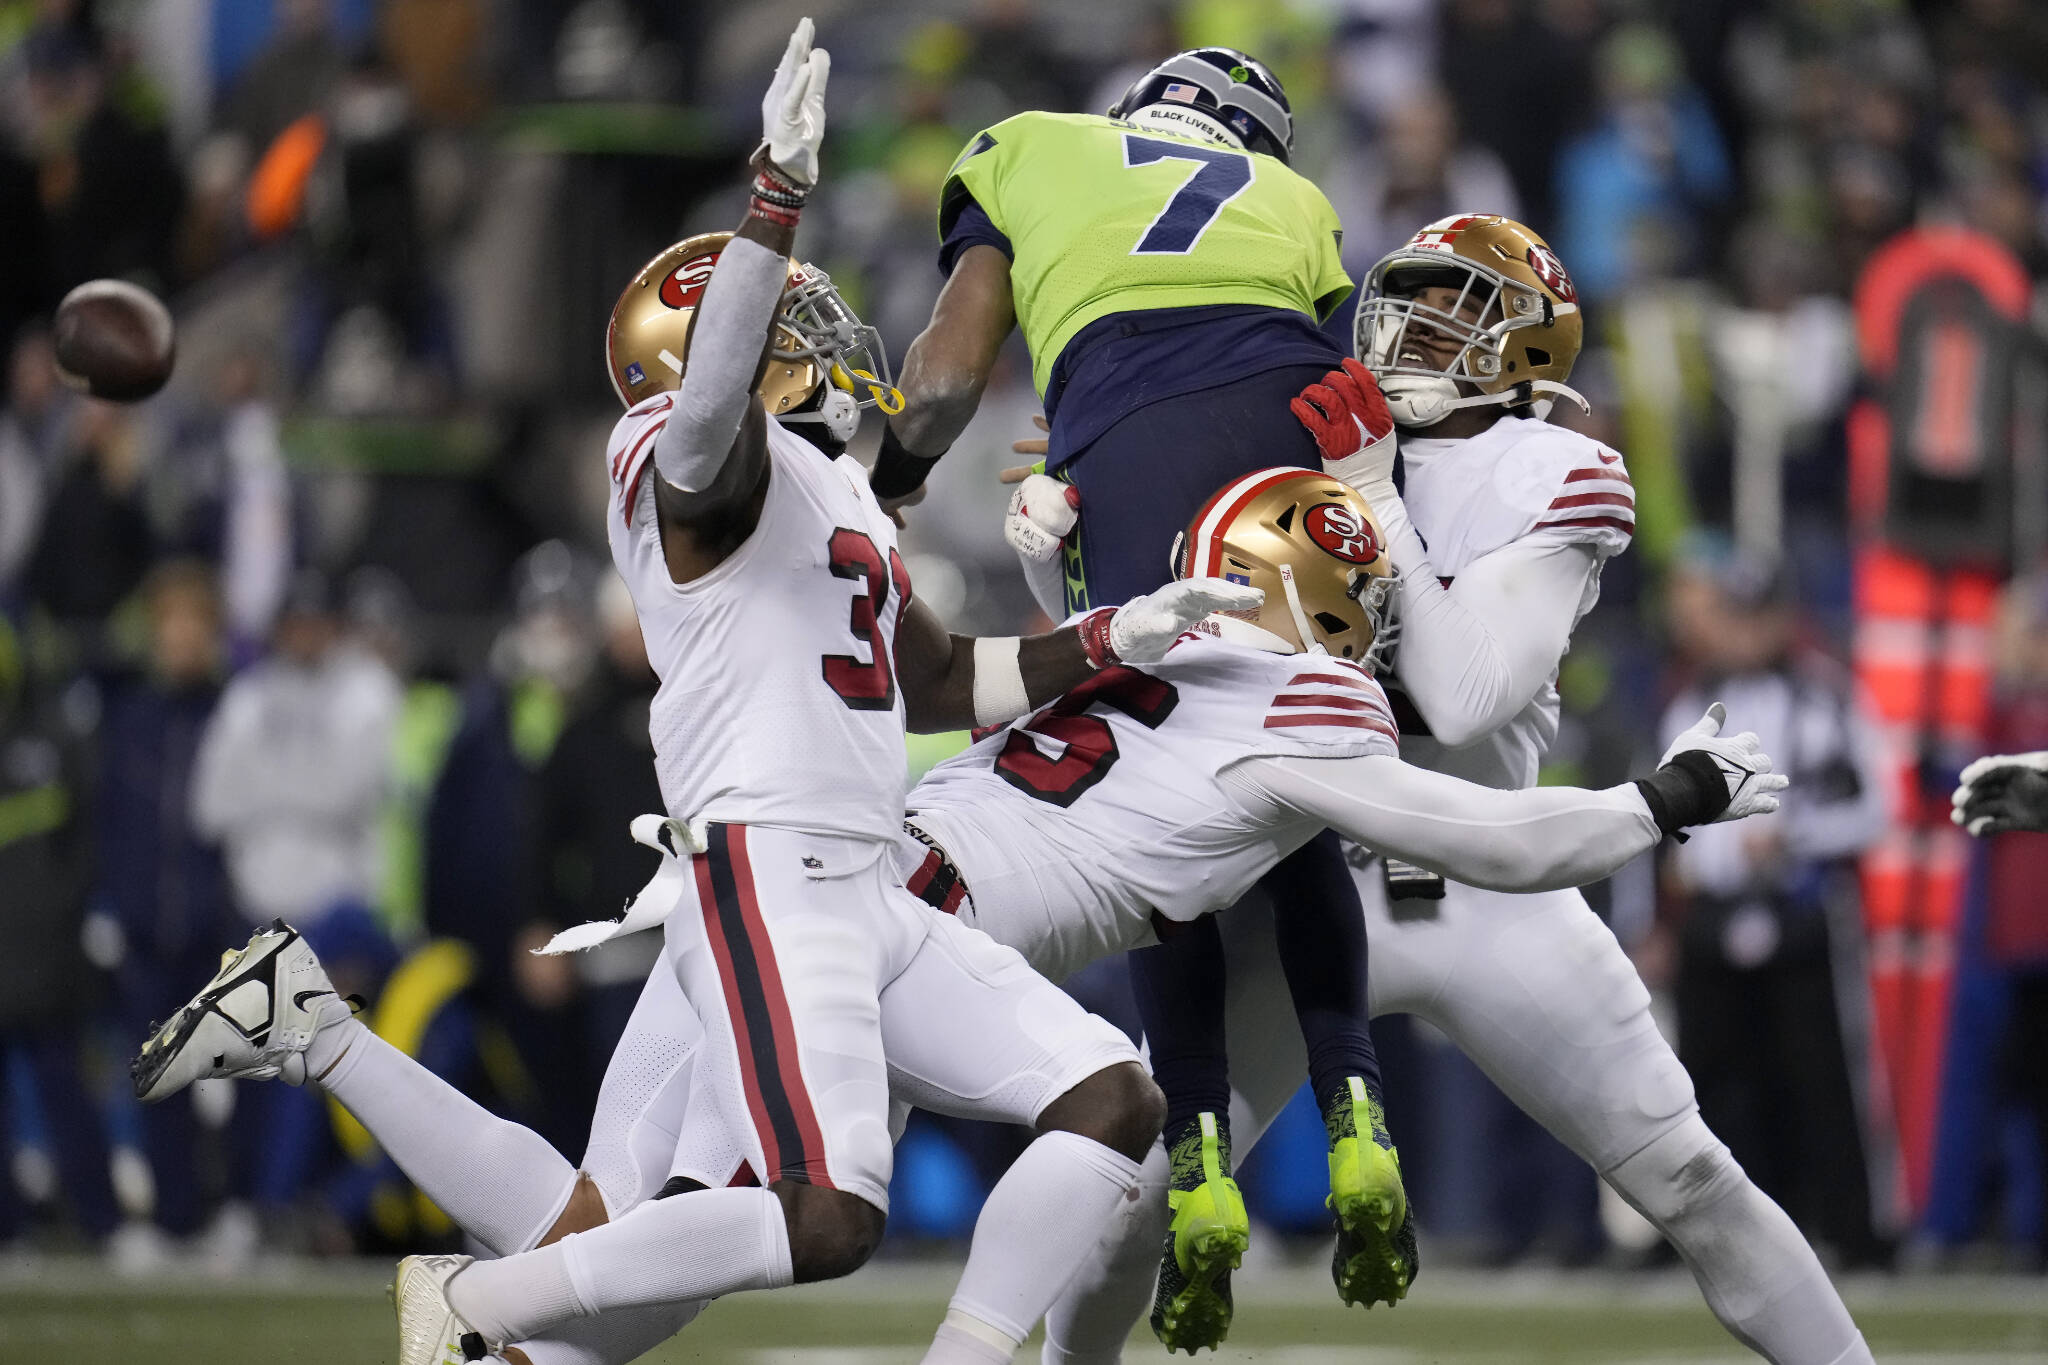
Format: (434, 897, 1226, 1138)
(0, 1026, 119, 1240)
(1053, 359, 1382, 1130)
(1057, 362, 1330, 614)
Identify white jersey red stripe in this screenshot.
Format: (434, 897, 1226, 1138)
(1541, 461, 1635, 539)
(1265, 665, 1399, 740)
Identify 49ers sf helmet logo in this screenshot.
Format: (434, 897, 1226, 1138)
(1304, 503, 1382, 564)
(658, 253, 720, 310)
(1525, 244, 1577, 303)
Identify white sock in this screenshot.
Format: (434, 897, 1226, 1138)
(312, 1010, 578, 1256)
(922, 1131, 1142, 1364)
(1607, 1117, 1873, 1365)
(1041, 1141, 1169, 1365)
(513, 1300, 707, 1365)
(450, 1186, 791, 1345)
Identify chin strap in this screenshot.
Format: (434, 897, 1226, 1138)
(1387, 376, 1592, 429)
(1278, 563, 1328, 656)
(1527, 379, 1591, 415)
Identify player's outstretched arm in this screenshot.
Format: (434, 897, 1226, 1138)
(650, 21, 826, 551)
(870, 245, 1016, 511)
(1220, 705, 1787, 892)
(894, 580, 1262, 733)
(1953, 752, 2048, 835)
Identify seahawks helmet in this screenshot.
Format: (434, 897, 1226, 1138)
(1108, 47, 1294, 164)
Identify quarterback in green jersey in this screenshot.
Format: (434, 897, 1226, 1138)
(867, 46, 1412, 1356)
(870, 50, 1352, 617)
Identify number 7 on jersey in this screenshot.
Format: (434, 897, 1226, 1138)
(1122, 133, 1254, 256)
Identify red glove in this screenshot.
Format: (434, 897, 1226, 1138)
(1289, 358, 1394, 463)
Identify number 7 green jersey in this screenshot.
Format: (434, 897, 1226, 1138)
(940, 111, 1352, 397)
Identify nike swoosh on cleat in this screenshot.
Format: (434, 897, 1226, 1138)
(293, 990, 335, 1010)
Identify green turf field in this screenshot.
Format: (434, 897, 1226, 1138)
(3, 1259, 2044, 1363)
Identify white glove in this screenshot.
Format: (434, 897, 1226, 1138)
(1107, 577, 1264, 664)
(1658, 702, 1789, 823)
(1953, 751, 2048, 835)
(1004, 473, 1078, 563)
(759, 18, 829, 186)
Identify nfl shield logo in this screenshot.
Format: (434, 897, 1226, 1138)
(625, 362, 646, 385)
(1226, 572, 1251, 586)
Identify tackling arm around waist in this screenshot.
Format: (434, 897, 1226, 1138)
(1220, 751, 1658, 893)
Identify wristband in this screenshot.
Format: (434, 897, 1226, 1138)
(1634, 749, 1733, 839)
(970, 636, 1029, 727)
(870, 424, 943, 499)
(748, 159, 810, 228)
(1076, 607, 1119, 671)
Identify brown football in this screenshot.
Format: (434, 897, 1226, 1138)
(52, 279, 176, 401)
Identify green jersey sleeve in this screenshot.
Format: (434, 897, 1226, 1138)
(941, 112, 1353, 396)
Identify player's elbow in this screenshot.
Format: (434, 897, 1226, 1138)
(898, 670, 965, 735)
(898, 368, 985, 445)
(1414, 708, 1491, 750)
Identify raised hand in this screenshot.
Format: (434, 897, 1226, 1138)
(759, 18, 830, 185)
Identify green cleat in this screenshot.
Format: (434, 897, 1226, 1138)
(1326, 1075, 1415, 1308)
(1150, 1112, 1249, 1354)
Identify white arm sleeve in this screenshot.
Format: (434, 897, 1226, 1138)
(651, 235, 789, 493)
(1375, 490, 1599, 748)
(1220, 752, 1661, 893)
(1014, 542, 1068, 621)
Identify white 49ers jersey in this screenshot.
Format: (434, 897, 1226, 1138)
(1396, 414, 1633, 789)
(606, 396, 910, 848)
(905, 633, 1398, 982)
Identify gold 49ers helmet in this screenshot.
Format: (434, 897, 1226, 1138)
(605, 232, 901, 440)
(1172, 468, 1397, 666)
(1353, 213, 1587, 429)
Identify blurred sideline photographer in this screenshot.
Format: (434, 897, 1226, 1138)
(92, 561, 236, 1241)
(190, 568, 401, 1218)
(1659, 540, 1891, 1266)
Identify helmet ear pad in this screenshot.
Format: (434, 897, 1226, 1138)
(812, 387, 858, 442)
(777, 384, 859, 451)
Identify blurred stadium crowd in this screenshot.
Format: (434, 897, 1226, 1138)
(1, 0, 2047, 1286)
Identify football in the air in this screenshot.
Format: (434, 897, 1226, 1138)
(52, 278, 177, 401)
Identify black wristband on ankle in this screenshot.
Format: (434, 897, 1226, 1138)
(870, 425, 942, 499)
(1634, 748, 1733, 839)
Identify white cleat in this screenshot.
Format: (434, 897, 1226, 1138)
(131, 919, 346, 1102)
(395, 1254, 499, 1364)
